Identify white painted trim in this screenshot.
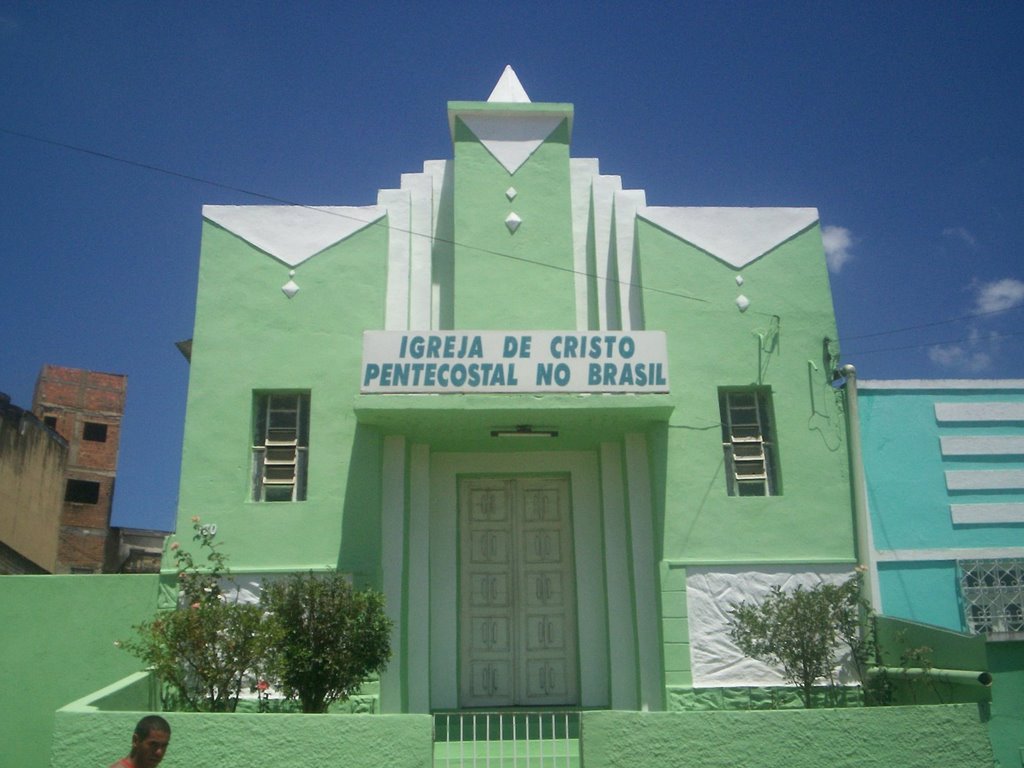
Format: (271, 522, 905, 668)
(570, 159, 599, 330)
(600, 441, 639, 709)
(423, 160, 453, 330)
(402, 173, 434, 330)
(859, 379, 1024, 390)
(379, 189, 410, 330)
(936, 402, 1024, 422)
(429, 451, 608, 710)
(592, 175, 622, 330)
(459, 114, 565, 175)
(615, 190, 647, 331)
(380, 435, 406, 713)
(202, 205, 386, 267)
(624, 433, 661, 710)
(407, 444, 431, 712)
(945, 469, 1024, 491)
(637, 207, 819, 269)
(951, 503, 1024, 525)
(875, 547, 1024, 562)
(941, 436, 1024, 456)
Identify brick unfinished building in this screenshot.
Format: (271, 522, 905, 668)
(32, 365, 127, 573)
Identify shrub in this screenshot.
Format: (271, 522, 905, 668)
(729, 574, 871, 708)
(120, 519, 273, 712)
(261, 571, 392, 713)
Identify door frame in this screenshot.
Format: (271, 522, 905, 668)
(429, 451, 609, 710)
(458, 475, 579, 708)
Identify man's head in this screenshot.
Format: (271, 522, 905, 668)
(130, 716, 170, 768)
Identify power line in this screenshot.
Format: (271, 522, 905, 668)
(0, 126, 709, 306)
(840, 303, 1024, 342)
(842, 329, 1024, 357)
(4, 125, 1019, 353)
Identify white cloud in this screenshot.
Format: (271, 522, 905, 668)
(942, 226, 978, 249)
(928, 326, 998, 373)
(821, 225, 853, 273)
(973, 278, 1024, 314)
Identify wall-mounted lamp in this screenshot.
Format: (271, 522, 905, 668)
(490, 425, 559, 438)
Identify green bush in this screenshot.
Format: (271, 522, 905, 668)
(261, 572, 392, 713)
(729, 575, 871, 708)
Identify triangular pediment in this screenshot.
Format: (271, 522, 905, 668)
(638, 207, 819, 268)
(203, 205, 386, 267)
(459, 114, 565, 174)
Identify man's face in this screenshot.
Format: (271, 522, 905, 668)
(131, 729, 170, 768)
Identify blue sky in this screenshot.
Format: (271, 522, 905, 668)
(2, 2, 1022, 532)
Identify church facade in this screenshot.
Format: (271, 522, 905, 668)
(171, 67, 858, 714)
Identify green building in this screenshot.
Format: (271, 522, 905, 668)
(5, 66, 1005, 768)
(173, 66, 858, 714)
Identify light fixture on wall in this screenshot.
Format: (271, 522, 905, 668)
(490, 424, 559, 438)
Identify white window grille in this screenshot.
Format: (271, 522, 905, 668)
(959, 558, 1024, 636)
(252, 392, 309, 502)
(720, 389, 778, 496)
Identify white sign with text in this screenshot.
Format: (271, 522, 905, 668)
(361, 331, 670, 394)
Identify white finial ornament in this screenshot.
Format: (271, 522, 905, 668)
(282, 269, 299, 298)
(487, 65, 531, 103)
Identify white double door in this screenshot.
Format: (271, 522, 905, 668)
(459, 477, 579, 708)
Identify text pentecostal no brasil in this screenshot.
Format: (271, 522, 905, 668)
(360, 331, 670, 393)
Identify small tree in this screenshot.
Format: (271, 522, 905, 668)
(261, 572, 392, 713)
(120, 518, 272, 712)
(729, 575, 870, 708)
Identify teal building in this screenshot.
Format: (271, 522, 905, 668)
(859, 379, 1024, 633)
(859, 379, 1024, 765)
(171, 66, 858, 714)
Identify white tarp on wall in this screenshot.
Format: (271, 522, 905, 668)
(686, 564, 855, 687)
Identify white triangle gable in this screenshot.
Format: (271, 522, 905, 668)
(203, 205, 386, 267)
(638, 207, 819, 268)
(488, 65, 531, 103)
(460, 114, 565, 174)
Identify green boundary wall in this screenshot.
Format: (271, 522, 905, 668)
(0, 575, 159, 768)
(580, 707, 992, 767)
(50, 701, 993, 768)
(987, 641, 1024, 768)
(52, 709, 433, 768)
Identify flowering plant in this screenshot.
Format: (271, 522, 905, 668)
(120, 519, 272, 712)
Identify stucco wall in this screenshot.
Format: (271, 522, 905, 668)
(580, 706, 992, 768)
(860, 387, 1024, 552)
(987, 641, 1024, 768)
(0, 405, 66, 572)
(639, 220, 855, 566)
(0, 575, 159, 768)
(51, 710, 433, 768)
(176, 219, 388, 576)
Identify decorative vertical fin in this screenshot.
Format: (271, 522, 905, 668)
(570, 159, 600, 330)
(378, 188, 411, 330)
(615, 189, 647, 331)
(401, 173, 435, 330)
(423, 160, 454, 330)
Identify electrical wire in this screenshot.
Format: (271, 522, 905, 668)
(839, 303, 1024, 342)
(841, 329, 1024, 357)
(0, 126, 708, 306)
(4, 125, 1021, 361)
